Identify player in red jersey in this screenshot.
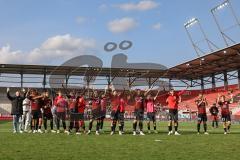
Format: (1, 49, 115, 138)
(28, 89, 43, 133)
(61, 84, 80, 134)
(195, 93, 208, 135)
(66, 91, 78, 134)
(145, 89, 160, 134)
(118, 95, 127, 135)
(75, 90, 86, 134)
(217, 94, 233, 134)
(108, 87, 126, 135)
(130, 88, 151, 136)
(38, 92, 46, 133)
(42, 91, 55, 133)
(99, 93, 107, 133)
(109, 89, 120, 135)
(54, 91, 68, 134)
(87, 90, 102, 135)
(166, 86, 188, 135)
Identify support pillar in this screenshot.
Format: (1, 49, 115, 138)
(43, 69, 46, 89)
(86, 76, 90, 98)
(65, 75, 69, 88)
(148, 78, 151, 89)
(211, 74, 216, 90)
(224, 72, 228, 90)
(20, 72, 23, 88)
(238, 70, 240, 89)
(168, 79, 172, 90)
(200, 77, 204, 91)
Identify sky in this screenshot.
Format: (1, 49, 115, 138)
(0, 0, 240, 69)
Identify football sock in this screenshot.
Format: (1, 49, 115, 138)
(204, 123, 207, 132)
(197, 123, 200, 132)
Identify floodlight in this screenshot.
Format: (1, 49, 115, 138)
(184, 18, 198, 28)
(212, 1, 229, 12)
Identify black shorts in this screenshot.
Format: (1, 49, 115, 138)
(134, 110, 144, 121)
(69, 109, 76, 114)
(31, 110, 40, 119)
(43, 113, 53, 120)
(168, 109, 178, 121)
(197, 114, 207, 122)
(56, 112, 66, 120)
(100, 110, 106, 119)
(111, 110, 119, 120)
(91, 109, 101, 119)
(222, 114, 231, 122)
(69, 109, 76, 121)
(118, 112, 124, 121)
(70, 113, 84, 121)
(147, 112, 156, 121)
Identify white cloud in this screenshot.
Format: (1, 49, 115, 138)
(76, 16, 86, 25)
(116, 0, 159, 11)
(0, 34, 96, 65)
(108, 17, 138, 33)
(152, 22, 161, 30)
(0, 45, 25, 64)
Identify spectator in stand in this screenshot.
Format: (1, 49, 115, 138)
(7, 87, 28, 133)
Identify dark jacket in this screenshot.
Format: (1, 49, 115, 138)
(7, 91, 26, 115)
(209, 106, 219, 116)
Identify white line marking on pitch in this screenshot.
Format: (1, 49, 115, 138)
(154, 139, 162, 142)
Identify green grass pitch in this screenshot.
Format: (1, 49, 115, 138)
(1, 120, 240, 160)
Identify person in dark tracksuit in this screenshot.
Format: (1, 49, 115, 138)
(209, 103, 219, 128)
(7, 88, 28, 133)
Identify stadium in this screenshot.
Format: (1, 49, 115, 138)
(1, 0, 240, 160)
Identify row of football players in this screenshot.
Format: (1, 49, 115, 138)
(7, 86, 234, 135)
(20, 86, 162, 135)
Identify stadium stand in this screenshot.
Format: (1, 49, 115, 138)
(1, 85, 240, 120)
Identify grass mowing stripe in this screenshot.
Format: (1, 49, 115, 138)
(1, 121, 240, 160)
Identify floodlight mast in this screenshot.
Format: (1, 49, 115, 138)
(184, 18, 218, 57)
(198, 20, 217, 52)
(184, 18, 200, 57)
(211, 0, 240, 46)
